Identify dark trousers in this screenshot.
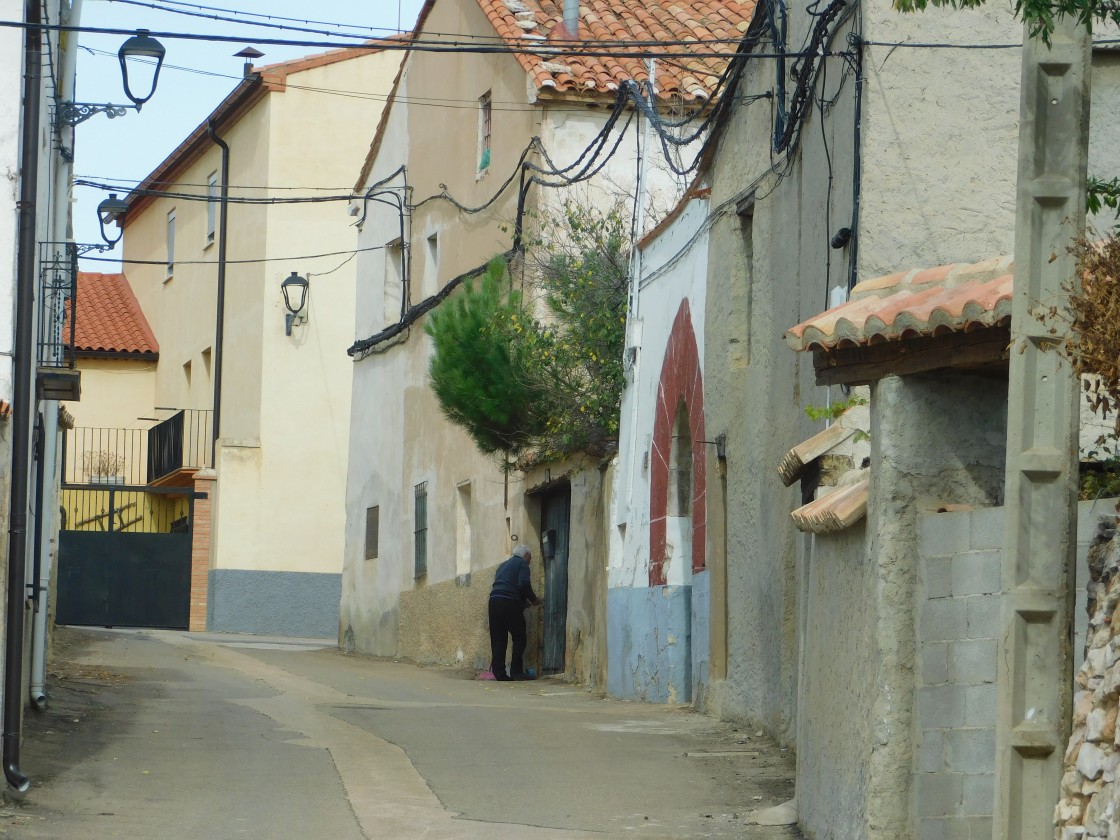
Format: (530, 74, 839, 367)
(488, 596, 526, 679)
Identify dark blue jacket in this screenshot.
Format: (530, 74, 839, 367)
(490, 555, 538, 605)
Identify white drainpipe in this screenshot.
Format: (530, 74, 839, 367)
(30, 0, 82, 710)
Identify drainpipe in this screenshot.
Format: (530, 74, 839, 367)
(206, 120, 229, 468)
(4, 0, 43, 795)
(30, 0, 82, 714)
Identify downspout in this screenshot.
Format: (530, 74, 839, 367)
(206, 120, 229, 467)
(5, 0, 43, 795)
(30, 0, 82, 714)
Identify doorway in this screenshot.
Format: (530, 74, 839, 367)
(539, 487, 570, 673)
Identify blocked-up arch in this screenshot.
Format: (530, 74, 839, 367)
(649, 300, 706, 587)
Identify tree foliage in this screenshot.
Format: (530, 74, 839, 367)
(893, 0, 1120, 43)
(425, 200, 631, 462)
(425, 258, 546, 455)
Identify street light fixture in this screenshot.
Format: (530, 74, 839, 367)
(96, 193, 129, 246)
(56, 30, 166, 126)
(280, 272, 309, 336)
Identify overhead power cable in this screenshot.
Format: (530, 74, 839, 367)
(83, 242, 389, 267)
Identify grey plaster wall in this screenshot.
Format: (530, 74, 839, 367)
(607, 585, 693, 703)
(913, 502, 1100, 840)
(797, 524, 875, 840)
(860, 372, 1007, 840)
(691, 571, 711, 708)
(208, 570, 341, 638)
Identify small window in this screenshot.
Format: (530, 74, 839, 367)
(414, 481, 428, 578)
(477, 91, 492, 173)
(202, 347, 212, 377)
(183, 359, 192, 389)
(166, 210, 176, 278)
(424, 233, 439, 296)
(365, 505, 379, 560)
(384, 238, 404, 321)
(455, 482, 472, 577)
(206, 172, 218, 245)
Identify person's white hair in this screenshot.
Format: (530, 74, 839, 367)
(512, 544, 532, 559)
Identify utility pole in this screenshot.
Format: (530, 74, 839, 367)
(993, 19, 1091, 840)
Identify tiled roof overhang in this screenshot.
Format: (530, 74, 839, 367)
(785, 256, 1014, 386)
(69, 272, 159, 358)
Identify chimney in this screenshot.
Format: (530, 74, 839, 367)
(563, 0, 579, 37)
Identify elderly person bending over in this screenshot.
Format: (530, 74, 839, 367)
(488, 545, 541, 681)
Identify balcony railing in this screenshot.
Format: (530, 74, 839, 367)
(147, 409, 213, 486)
(38, 242, 78, 369)
(61, 410, 213, 489)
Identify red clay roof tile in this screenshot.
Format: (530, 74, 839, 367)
(785, 255, 1014, 352)
(68, 273, 159, 357)
(475, 0, 756, 101)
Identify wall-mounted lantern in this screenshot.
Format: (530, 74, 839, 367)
(96, 193, 129, 246)
(56, 30, 166, 126)
(281, 272, 309, 336)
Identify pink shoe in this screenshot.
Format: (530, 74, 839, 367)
(478, 669, 496, 680)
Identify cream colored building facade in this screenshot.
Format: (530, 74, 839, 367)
(114, 45, 402, 636)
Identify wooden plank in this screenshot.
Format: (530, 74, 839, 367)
(812, 327, 1010, 386)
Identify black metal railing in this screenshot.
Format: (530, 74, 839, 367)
(147, 409, 212, 484)
(38, 242, 78, 369)
(62, 426, 148, 486)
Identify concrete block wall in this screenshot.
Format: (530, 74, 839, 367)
(914, 501, 1102, 839)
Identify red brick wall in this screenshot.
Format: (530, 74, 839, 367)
(190, 472, 216, 631)
(649, 300, 706, 587)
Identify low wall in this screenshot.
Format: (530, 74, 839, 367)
(208, 569, 341, 638)
(607, 582, 708, 704)
(913, 501, 1100, 840)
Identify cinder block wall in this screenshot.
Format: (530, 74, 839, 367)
(914, 501, 1100, 839)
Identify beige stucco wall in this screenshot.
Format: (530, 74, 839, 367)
(118, 48, 400, 590)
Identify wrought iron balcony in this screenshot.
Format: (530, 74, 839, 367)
(146, 409, 213, 487)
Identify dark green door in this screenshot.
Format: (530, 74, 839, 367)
(540, 488, 570, 673)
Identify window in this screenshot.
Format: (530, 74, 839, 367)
(183, 359, 192, 390)
(414, 482, 428, 578)
(477, 91, 492, 173)
(424, 233, 439, 296)
(384, 238, 404, 321)
(206, 172, 218, 245)
(202, 347, 212, 377)
(365, 505, 379, 560)
(455, 482, 472, 577)
(166, 210, 176, 278)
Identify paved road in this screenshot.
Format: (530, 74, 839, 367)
(1, 627, 799, 839)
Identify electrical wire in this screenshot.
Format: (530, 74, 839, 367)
(83, 242, 389, 267)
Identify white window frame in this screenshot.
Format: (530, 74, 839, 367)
(206, 172, 218, 246)
(166, 209, 176, 279)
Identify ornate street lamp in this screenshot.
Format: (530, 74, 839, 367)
(56, 30, 166, 126)
(96, 193, 129, 246)
(280, 272, 309, 336)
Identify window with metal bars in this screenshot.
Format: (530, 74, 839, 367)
(413, 482, 428, 578)
(477, 91, 492, 173)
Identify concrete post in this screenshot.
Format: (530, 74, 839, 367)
(994, 21, 1090, 839)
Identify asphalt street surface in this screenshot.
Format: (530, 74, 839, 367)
(1, 627, 800, 839)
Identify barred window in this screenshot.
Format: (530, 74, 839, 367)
(413, 482, 428, 578)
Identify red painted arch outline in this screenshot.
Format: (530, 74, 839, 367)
(649, 300, 706, 587)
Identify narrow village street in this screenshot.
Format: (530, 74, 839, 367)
(0, 628, 799, 839)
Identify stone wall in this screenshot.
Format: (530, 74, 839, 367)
(1055, 518, 1120, 840)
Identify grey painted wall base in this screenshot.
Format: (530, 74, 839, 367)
(607, 581, 710, 704)
(208, 570, 341, 638)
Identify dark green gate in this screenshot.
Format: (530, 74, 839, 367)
(56, 485, 196, 629)
(539, 487, 571, 673)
